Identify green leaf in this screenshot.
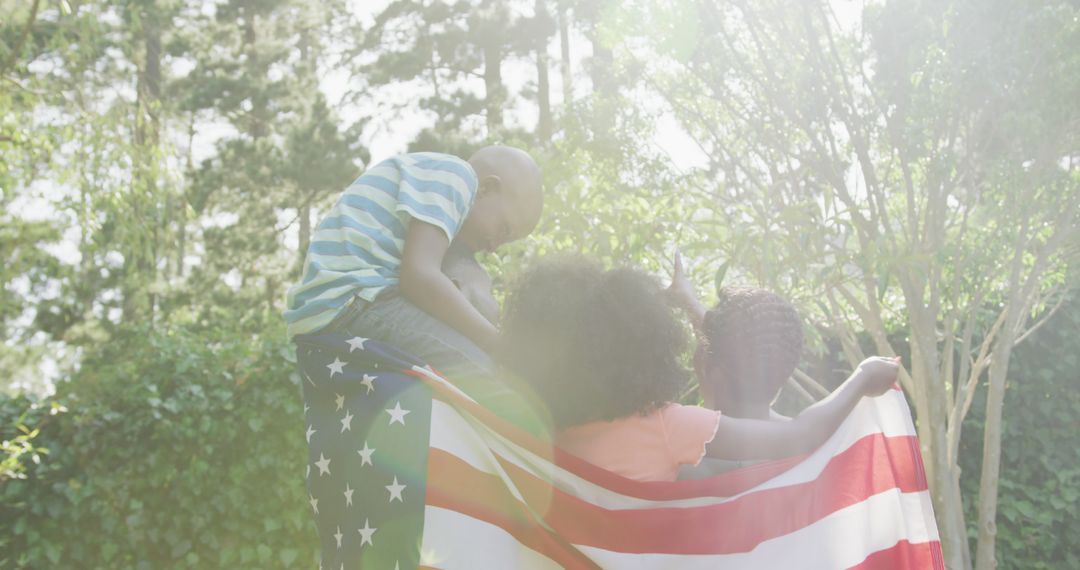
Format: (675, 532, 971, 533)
(280, 548, 299, 567)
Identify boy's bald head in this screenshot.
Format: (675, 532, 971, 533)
(469, 145, 543, 211)
(458, 145, 544, 253)
(468, 145, 542, 189)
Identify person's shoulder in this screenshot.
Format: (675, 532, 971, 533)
(403, 151, 465, 162)
(661, 403, 721, 423)
(402, 152, 472, 170)
(660, 404, 722, 467)
(399, 153, 477, 189)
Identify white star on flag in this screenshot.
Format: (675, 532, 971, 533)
(361, 374, 376, 394)
(358, 442, 375, 466)
(358, 518, 376, 546)
(326, 357, 346, 377)
(334, 526, 343, 549)
(309, 494, 319, 515)
(315, 453, 332, 476)
(340, 410, 353, 433)
(346, 336, 368, 352)
(306, 424, 316, 443)
(344, 483, 354, 507)
(386, 402, 410, 425)
(386, 476, 406, 502)
(334, 393, 345, 411)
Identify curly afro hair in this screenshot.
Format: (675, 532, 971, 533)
(499, 256, 689, 430)
(700, 287, 804, 407)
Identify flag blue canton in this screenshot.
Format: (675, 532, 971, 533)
(296, 333, 433, 570)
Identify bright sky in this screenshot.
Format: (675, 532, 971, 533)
(328, 0, 862, 165)
(327, 0, 709, 168)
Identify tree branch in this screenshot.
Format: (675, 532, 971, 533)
(1012, 288, 1067, 347)
(1, 0, 42, 77)
(793, 368, 831, 398)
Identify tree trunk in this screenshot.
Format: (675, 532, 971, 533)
(483, 41, 504, 135)
(972, 323, 1016, 570)
(535, 0, 552, 141)
(905, 286, 972, 570)
(265, 276, 277, 316)
(585, 13, 617, 140)
(177, 115, 195, 280)
(588, 32, 614, 98)
(558, 1, 572, 105)
(297, 202, 311, 277)
(176, 207, 186, 279)
(123, 2, 162, 324)
(242, 2, 267, 140)
(974, 264, 1025, 569)
(1, 0, 41, 76)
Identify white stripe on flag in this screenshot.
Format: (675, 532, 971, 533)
(421, 505, 563, 569)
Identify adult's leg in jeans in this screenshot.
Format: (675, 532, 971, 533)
(330, 296, 544, 430)
(340, 296, 494, 379)
(316, 294, 492, 384)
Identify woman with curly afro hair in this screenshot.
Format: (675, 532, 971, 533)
(499, 255, 902, 483)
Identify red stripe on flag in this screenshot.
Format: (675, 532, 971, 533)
(846, 539, 946, 570)
(428, 431, 926, 555)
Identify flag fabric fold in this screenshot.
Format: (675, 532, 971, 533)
(296, 333, 944, 570)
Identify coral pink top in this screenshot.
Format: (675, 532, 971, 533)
(556, 404, 722, 482)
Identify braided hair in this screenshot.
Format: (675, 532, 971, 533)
(700, 287, 804, 407)
(500, 256, 689, 430)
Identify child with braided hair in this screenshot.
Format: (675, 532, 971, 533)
(500, 255, 902, 482)
(694, 286, 805, 421)
(666, 253, 879, 477)
(677, 283, 808, 477)
(664, 252, 806, 422)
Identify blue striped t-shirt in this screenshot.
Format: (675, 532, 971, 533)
(284, 153, 478, 339)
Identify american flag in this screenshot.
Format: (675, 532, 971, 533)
(296, 332, 944, 569)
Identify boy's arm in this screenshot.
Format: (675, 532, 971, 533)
(399, 221, 499, 352)
(443, 250, 500, 325)
(705, 357, 900, 461)
(665, 252, 706, 332)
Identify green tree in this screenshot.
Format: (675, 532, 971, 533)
(632, 1, 1079, 567)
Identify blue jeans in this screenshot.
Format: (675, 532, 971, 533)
(322, 292, 495, 379)
(321, 292, 545, 432)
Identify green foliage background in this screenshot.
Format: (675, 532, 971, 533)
(1, 320, 315, 568)
(2, 0, 1078, 567)
(958, 301, 1080, 569)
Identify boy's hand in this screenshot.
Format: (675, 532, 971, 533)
(854, 356, 902, 397)
(664, 251, 698, 309)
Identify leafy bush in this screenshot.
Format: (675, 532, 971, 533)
(0, 321, 316, 569)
